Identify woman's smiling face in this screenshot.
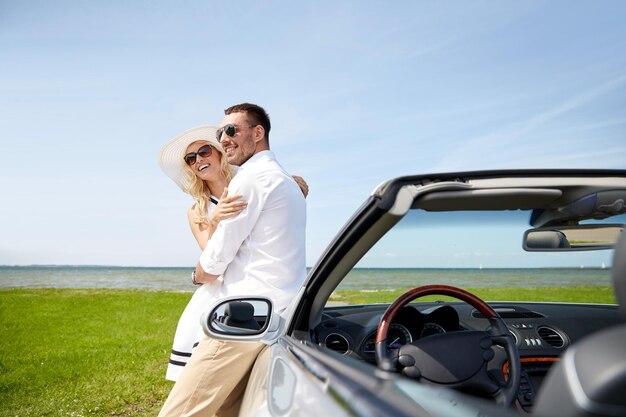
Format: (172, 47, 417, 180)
(185, 140, 222, 182)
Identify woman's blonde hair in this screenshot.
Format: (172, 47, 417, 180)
(182, 145, 234, 225)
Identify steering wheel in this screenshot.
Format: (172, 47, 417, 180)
(375, 285, 520, 406)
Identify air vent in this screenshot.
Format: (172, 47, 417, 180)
(537, 326, 566, 348)
(325, 333, 350, 354)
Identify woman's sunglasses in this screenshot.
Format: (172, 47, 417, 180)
(216, 123, 258, 143)
(184, 144, 213, 165)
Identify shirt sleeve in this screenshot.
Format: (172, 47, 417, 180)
(198, 169, 263, 275)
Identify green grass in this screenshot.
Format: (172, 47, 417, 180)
(329, 286, 616, 305)
(0, 286, 617, 416)
(0, 289, 189, 417)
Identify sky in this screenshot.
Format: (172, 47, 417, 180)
(1, 1, 625, 267)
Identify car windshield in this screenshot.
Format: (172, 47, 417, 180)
(329, 209, 625, 306)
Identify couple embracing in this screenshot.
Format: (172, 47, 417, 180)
(158, 103, 308, 416)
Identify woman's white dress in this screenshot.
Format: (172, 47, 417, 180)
(166, 199, 224, 382)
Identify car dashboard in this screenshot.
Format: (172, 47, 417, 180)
(314, 301, 621, 412)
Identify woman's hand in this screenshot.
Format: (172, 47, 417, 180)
(293, 175, 309, 198)
(208, 188, 247, 227)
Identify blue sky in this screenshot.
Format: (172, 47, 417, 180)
(1, 1, 625, 267)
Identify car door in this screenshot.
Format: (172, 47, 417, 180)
(239, 337, 356, 417)
(238, 333, 431, 417)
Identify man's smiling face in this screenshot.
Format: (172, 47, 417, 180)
(218, 112, 259, 167)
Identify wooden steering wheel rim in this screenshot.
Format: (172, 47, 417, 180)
(375, 284, 497, 344)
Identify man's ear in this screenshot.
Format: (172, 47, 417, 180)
(253, 125, 266, 145)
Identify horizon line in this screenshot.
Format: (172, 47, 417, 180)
(0, 264, 612, 270)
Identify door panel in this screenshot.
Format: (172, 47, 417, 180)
(238, 338, 355, 417)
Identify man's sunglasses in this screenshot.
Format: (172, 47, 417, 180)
(184, 144, 213, 165)
(216, 123, 258, 143)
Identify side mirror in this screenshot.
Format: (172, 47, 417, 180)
(524, 224, 624, 251)
(202, 297, 275, 340)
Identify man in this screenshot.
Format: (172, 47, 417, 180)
(159, 103, 307, 417)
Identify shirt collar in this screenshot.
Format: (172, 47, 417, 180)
(239, 150, 274, 170)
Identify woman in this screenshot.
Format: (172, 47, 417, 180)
(159, 125, 308, 381)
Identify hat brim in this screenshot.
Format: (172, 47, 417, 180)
(159, 125, 227, 194)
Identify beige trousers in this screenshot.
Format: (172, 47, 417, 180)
(158, 336, 265, 417)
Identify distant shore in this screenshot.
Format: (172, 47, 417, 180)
(0, 264, 611, 270)
(0, 265, 613, 291)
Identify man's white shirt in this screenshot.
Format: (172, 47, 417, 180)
(199, 150, 307, 312)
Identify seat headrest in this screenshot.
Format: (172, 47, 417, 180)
(612, 232, 626, 318)
(224, 301, 260, 330)
(225, 301, 255, 323)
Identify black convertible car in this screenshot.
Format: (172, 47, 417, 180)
(204, 170, 626, 417)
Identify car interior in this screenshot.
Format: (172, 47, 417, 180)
(290, 171, 626, 415)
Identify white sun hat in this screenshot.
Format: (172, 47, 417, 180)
(159, 125, 233, 194)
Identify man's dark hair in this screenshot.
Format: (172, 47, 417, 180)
(224, 103, 271, 143)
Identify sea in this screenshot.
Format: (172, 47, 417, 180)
(0, 265, 613, 292)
